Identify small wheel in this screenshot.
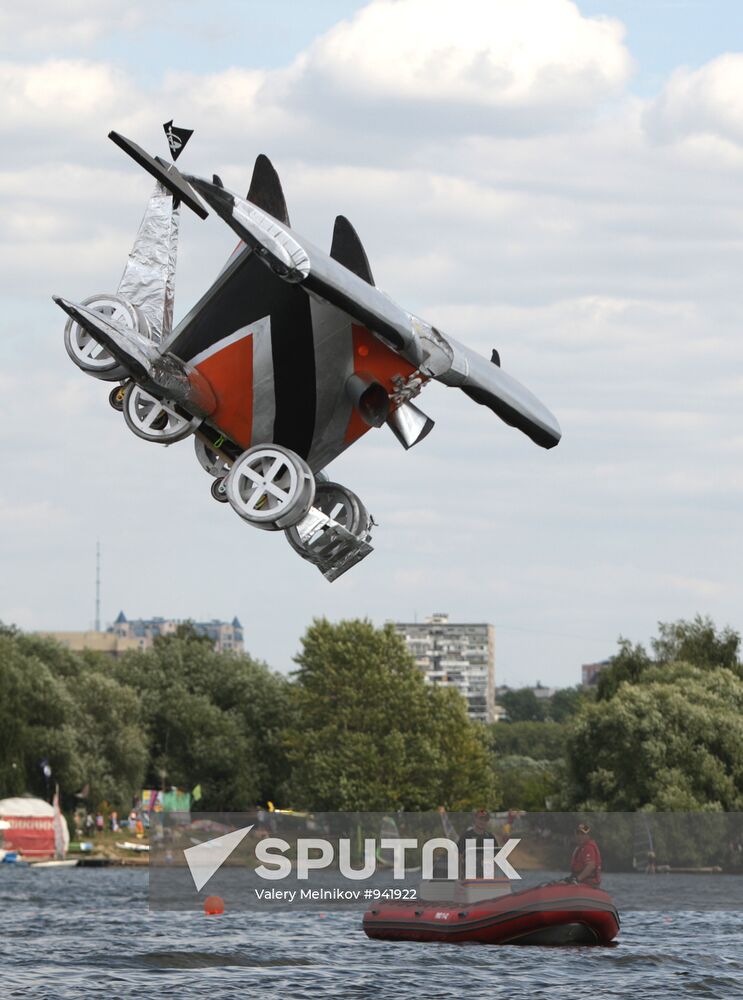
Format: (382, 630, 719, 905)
(122, 384, 199, 444)
(317, 482, 367, 533)
(194, 437, 231, 478)
(225, 445, 315, 530)
(286, 482, 369, 555)
(63, 293, 149, 381)
(108, 384, 128, 412)
(211, 477, 230, 503)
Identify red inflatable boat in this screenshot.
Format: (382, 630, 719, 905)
(363, 882, 620, 946)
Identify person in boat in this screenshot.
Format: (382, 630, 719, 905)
(436, 806, 500, 878)
(568, 823, 602, 886)
(458, 809, 500, 879)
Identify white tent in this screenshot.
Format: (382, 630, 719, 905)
(0, 796, 70, 857)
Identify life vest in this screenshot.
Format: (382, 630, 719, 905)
(570, 839, 602, 885)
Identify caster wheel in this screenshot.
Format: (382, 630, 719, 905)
(286, 482, 369, 555)
(122, 384, 199, 443)
(211, 477, 230, 503)
(63, 293, 149, 381)
(225, 445, 315, 530)
(194, 437, 231, 478)
(108, 384, 128, 412)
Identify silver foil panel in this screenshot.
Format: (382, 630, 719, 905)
(117, 182, 180, 341)
(289, 507, 373, 582)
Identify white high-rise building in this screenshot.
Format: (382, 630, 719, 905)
(392, 613, 495, 723)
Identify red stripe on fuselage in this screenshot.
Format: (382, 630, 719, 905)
(195, 335, 254, 448)
(344, 324, 419, 445)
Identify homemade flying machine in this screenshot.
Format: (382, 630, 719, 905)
(54, 129, 561, 581)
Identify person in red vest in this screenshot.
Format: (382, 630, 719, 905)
(569, 823, 602, 886)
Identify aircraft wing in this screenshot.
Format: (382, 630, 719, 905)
(437, 337, 561, 449)
(186, 175, 561, 450)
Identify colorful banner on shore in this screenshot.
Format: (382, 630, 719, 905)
(162, 790, 191, 813)
(141, 789, 192, 813)
(141, 790, 162, 812)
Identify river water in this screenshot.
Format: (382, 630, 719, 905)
(2, 867, 741, 999)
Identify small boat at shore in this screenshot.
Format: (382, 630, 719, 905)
(30, 859, 79, 869)
(0, 851, 29, 867)
(656, 865, 723, 874)
(363, 882, 620, 946)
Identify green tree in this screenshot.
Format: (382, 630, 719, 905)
(0, 632, 146, 810)
(111, 633, 291, 809)
(169, 621, 213, 646)
(597, 617, 741, 701)
(596, 638, 652, 701)
(547, 686, 588, 722)
(70, 669, 148, 807)
(493, 755, 563, 811)
(651, 615, 740, 673)
(283, 619, 494, 811)
(490, 720, 567, 760)
(423, 686, 496, 811)
(0, 632, 79, 800)
(566, 662, 743, 810)
(500, 688, 546, 722)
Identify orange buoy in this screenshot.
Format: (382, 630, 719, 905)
(204, 895, 225, 915)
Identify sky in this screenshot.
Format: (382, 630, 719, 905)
(1, 0, 742, 686)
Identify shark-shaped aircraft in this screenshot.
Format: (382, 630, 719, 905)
(54, 131, 560, 581)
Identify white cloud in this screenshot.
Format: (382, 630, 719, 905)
(0, 2, 150, 54)
(162, 68, 266, 118)
(0, 59, 130, 122)
(0, 59, 145, 164)
(276, 0, 631, 132)
(644, 53, 743, 148)
(660, 574, 725, 600)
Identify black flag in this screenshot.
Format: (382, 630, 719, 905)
(163, 120, 194, 162)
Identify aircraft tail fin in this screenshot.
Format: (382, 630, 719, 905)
(115, 182, 180, 341)
(247, 154, 291, 225)
(108, 131, 211, 339)
(108, 131, 208, 219)
(330, 215, 375, 285)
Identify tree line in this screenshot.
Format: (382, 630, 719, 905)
(1, 615, 741, 815)
(491, 615, 743, 811)
(0, 618, 490, 814)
